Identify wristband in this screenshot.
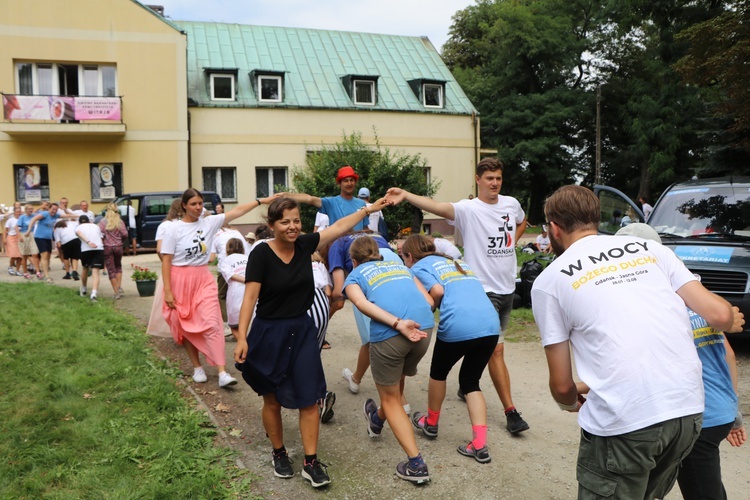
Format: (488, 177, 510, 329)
(556, 400, 579, 411)
(256, 198, 262, 206)
(392, 318, 401, 329)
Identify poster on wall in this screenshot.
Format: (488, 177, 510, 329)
(14, 164, 50, 203)
(90, 163, 123, 201)
(3, 95, 121, 122)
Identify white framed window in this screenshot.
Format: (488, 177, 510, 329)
(210, 73, 235, 101)
(202, 167, 237, 201)
(423, 83, 443, 108)
(15, 62, 117, 96)
(255, 167, 288, 198)
(354, 80, 375, 105)
(258, 75, 282, 102)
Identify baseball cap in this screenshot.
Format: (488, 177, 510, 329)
(244, 231, 256, 241)
(358, 188, 370, 199)
(336, 165, 359, 183)
(615, 223, 661, 243)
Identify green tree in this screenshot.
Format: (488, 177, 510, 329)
(291, 132, 439, 239)
(443, 0, 596, 223)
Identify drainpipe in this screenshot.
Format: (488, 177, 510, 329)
(187, 109, 192, 188)
(472, 111, 479, 194)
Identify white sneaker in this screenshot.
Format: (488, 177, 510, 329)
(218, 371, 237, 388)
(79, 286, 87, 297)
(193, 367, 207, 383)
(342, 368, 359, 394)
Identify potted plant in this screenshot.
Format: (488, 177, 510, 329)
(131, 264, 158, 297)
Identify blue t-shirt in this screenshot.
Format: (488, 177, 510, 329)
(34, 211, 59, 240)
(327, 233, 391, 273)
(320, 195, 366, 230)
(411, 255, 499, 342)
(688, 309, 737, 427)
(16, 213, 34, 233)
(344, 260, 434, 343)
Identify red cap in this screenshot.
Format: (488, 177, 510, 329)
(336, 165, 359, 183)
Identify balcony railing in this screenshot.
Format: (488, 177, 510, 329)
(2, 93, 123, 123)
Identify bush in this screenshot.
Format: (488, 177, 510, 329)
(292, 131, 440, 239)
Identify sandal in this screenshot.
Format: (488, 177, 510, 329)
(322, 341, 331, 350)
(23, 273, 31, 279)
(36, 272, 43, 279)
(45, 277, 53, 283)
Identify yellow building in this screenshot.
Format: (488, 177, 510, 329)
(2, 2, 479, 234)
(0, 0, 188, 210)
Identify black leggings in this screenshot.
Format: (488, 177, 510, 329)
(429, 335, 498, 394)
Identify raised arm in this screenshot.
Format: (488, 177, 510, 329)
(279, 192, 323, 208)
(316, 197, 389, 249)
(386, 187, 455, 221)
(224, 195, 278, 224)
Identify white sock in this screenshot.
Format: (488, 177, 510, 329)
(91, 290, 97, 298)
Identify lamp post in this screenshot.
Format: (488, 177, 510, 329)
(595, 84, 601, 185)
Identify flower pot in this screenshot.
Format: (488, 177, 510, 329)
(135, 280, 156, 297)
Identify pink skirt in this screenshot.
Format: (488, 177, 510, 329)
(146, 278, 171, 337)
(6, 234, 21, 259)
(162, 265, 225, 366)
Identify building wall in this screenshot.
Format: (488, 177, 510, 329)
(189, 107, 478, 227)
(0, 0, 188, 210)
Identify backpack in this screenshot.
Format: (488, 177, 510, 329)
(520, 258, 544, 308)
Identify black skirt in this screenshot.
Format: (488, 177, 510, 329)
(237, 313, 326, 409)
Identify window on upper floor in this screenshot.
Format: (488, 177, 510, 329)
(255, 167, 288, 198)
(202, 167, 237, 202)
(258, 75, 282, 102)
(16, 62, 117, 96)
(423, 84, 443, 108)
(354, 80, 375, 106)
(210, 73, 235, 101)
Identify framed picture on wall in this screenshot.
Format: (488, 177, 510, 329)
(90, 163, 123, 201)
(14, 164, 50, 203)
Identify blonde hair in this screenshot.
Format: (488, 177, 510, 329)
(104, 203, 121, 231)
(349, 236, 383, 265)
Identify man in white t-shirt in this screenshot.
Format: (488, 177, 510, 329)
(531, 185, 744, 498)
(387, 157, 530, 435)
(534, 225, 550, 253)
(357, 187, 385, 234)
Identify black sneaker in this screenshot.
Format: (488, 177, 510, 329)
(363, 398, 382, 438)
(319, 391, 336, 424)
(457, 443, 492, 463)
(71, 270, 80, 281)
(410, 411, 438, 438)
(457, 388, 466, 402)
(62, 273, 72, 280)
(302, 459, 331, 488)
(395, 460, 430, 484)
(272, 450, 294, 479)
(506, 409, 530, 434)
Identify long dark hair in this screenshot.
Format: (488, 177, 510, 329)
(402, 234, 466, 274)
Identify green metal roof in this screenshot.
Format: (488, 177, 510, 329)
(176, 21, 477, 115)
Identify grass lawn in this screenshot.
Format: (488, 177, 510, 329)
(0, 283, 250, 499)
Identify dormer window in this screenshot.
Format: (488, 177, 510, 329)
(408, 79, 446, 109)
(250, 70, 285, 103)
(341, 75, 379, 106)
(205, 68, 238, 102)
(423, 83, 443, 108)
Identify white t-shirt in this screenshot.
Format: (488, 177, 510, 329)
(76, 223, 104, 252)
(70, 209, 96, 230)
(4, 216, 18, 236)
(54, 224, 78, 245)
(312, 261, 332, 290)
(161, 215, 225, 266)
(127, 205, 136, 229)
(219, 252, 248, 325)
(451, 196, 525, 294)
(365, 203, 384, 232)
(531, 234, 703, 436)
(314, 212, 329, 231)
(536, 234, 550, 252)
(211, 228, 250, 262)
(155, 220, 174, 243)
(433, 237, 462, 259)
(642, 203, 653, 221)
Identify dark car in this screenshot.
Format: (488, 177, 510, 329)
(110, 191, 222, 248)
(595, 177, 750, 338)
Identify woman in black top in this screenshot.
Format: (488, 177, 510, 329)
(235, 196, 387, 489)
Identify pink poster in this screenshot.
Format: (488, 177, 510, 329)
(73, 97, 121, 121)
(2, 94, 120, 121)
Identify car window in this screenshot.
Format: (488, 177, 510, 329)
(146, 196, 178, 216)
(598, 190, 643, 234)
(650, 186, 750, 237)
